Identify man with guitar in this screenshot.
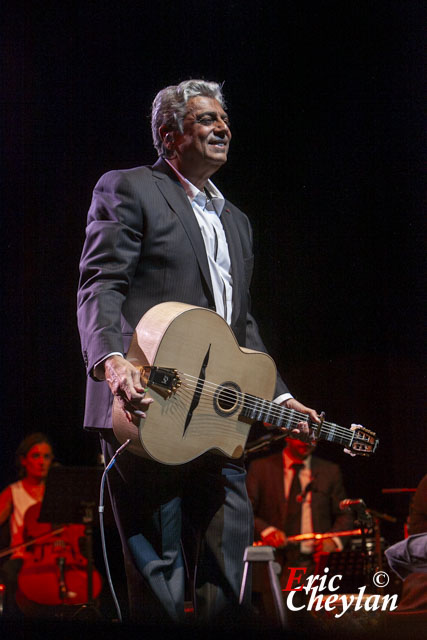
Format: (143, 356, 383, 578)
(77, 79, 321, 624)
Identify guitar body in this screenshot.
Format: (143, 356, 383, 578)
(113, 302, 277, 465)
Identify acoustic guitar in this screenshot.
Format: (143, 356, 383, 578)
(112, 302, 378, 465)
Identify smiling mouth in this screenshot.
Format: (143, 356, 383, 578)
(209, 140, 228, 149)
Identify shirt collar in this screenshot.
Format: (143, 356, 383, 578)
(283, 449, 311, 471)
(164, 158, 225, 215)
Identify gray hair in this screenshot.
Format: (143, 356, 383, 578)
(151, 79, 226, 157)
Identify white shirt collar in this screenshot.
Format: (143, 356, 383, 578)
(164, 158, 225, 215)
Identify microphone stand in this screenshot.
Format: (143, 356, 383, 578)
(351, 504, 374, 588)
(73, 501, 102, 621)
(244, 432, 287, 457)
(366, 508, 397, 590)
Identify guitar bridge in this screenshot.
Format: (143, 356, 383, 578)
(145, 367, 181, 397)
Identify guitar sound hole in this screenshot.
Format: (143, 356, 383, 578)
(218, 389, 237, 411)
(214, 381, 241, 417)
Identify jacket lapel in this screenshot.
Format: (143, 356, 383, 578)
(152, 159, 214, 300)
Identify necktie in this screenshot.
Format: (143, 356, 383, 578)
(284, 463, 304, 536)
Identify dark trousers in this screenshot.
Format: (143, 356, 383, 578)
(100, 432, 253, 624)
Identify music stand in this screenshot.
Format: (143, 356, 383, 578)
(316, 550, 368, 594)
(39, 465, 104, 619)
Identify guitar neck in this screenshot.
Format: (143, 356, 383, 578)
(140, 364, 377, 458)
(240, 394, 354, 448)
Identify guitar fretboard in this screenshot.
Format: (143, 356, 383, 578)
(240, 393, 354, 447)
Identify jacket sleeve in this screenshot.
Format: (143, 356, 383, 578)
(77, 170, 143, 375)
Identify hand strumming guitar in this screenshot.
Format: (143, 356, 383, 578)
(104, 355, 154, 423)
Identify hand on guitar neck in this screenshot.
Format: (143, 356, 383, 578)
(104, 355, 154, 423)
(281, 398, 320, 440)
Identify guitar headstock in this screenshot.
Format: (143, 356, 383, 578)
(344, 423, 379, 457)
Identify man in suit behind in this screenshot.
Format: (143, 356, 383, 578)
(246, 437, 352, 616)
(77, 79, 319, 624)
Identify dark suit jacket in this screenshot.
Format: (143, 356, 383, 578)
(77, 158, 289, 430)
(246, 451, 352, 541)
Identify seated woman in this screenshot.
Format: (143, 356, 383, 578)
(0, 433, 54, 618)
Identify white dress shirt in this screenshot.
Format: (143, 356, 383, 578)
(165, 159, 233, 324)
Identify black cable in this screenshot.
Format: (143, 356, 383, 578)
(98, 439, 131, 623)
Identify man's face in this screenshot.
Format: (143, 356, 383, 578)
(21, 443, 53, 480)
(173, 96, 231, 175)
(285, 438, 316, 461)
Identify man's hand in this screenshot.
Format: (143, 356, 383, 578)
(261, 528, 287, 548)
(104, 355, 153, 422)
(282, 398, 320, 439)
(313, 538, 339, 564)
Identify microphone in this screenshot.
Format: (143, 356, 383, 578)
(339, 498, 366, 510)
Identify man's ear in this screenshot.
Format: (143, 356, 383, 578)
(159, 125, 175, 155)
(159, 125, 172, 143)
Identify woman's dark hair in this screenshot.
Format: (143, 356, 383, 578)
(15, 432, 53, 478)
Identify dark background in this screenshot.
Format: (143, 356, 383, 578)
(1, 0, 425, 545)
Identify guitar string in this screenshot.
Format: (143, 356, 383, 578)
(178, 372, 352, 436)
(144, 369, 371, 444)
(168, 392, 361, 448)
(162, 373, 358, 443)
(172, 374, 354, 439)
(174, 383, 355, 444)
(148, 369, 286, 419)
